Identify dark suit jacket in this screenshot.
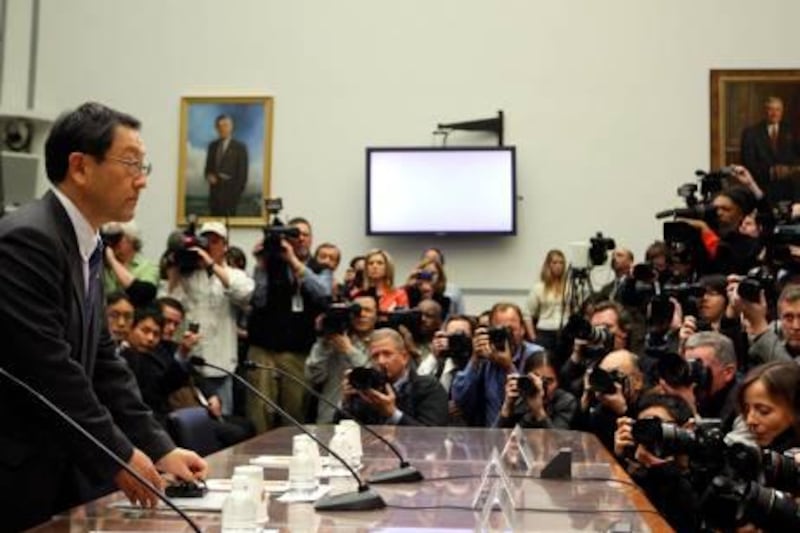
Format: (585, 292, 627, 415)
(0, 191, 174, 530)
(204, 137, 248, 216)
(740, 120, 799, 193)
(341, 370, 449, 426)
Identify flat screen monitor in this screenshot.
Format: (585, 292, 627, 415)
(366, 146, 516, 235)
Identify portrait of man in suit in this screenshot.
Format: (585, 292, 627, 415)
(711, 70, 800, 205)
(740, 96, 800, 202)
(205, 114, 249, 216)
(178, 97, 273, 225)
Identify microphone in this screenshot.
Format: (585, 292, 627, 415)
(0, 365, 201, 533)
(243, 359, 423, 484)
(189, 356, 385, 511)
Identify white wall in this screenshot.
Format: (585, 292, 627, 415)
(30, 0, 800, 312)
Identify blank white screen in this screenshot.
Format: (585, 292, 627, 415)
(368, 149, 514, 234)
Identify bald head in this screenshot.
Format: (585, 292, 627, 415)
(600, 350, 640, 378)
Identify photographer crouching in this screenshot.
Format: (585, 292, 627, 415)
(339, 328, 448, 426)
(304, 294, 377, 423)
(496, 352, 577, 429)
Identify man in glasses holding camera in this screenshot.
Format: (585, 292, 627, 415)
(340, 328, 448, 426)
(451, 303, 544, 427)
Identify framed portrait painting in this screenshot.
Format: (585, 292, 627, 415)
(177, 96, 273, 226)
(710, 70, 800, 201)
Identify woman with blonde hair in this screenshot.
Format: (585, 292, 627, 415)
(526, 249, 568, 351)
(364, 249, 409, 312)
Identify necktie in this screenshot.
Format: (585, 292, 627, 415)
(770, 125, 778, 151)
(86, 242, 104, 317)
(216, 140, 227, 167)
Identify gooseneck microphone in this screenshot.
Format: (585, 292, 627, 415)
(189, 356, 385, 511)
(0, 365, 202, 533)
(243, 359, 423, 484)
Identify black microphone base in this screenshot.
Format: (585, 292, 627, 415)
(367, 465, 424, 484)
(314, 487, 386, 511)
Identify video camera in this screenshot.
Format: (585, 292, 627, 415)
(348, 367, 388, 392)
(320, 302, 361, 335)
(589, 232, 615, 266)
(257, 198, 301, 260)
(562, 314, 613, 348)
(166, 215, 209, 275)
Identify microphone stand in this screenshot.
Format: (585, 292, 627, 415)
(244, 360, 423, 484)
(0, 366, 202, 533)
(190, 357, 385, 511)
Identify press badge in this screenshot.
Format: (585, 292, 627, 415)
(291, 292, 304, 313)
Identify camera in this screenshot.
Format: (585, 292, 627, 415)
(515, 375, 538, 397)
(100, 224, 124, 248)
(320, 302, 361, 335)
(166, 215, 209, 274)
(702, 477, 800, 531)
(587, 366, 625, 395)
(378, 309, 422, 339)
(737, 267, 775, 304)
(562, 314, 613, 347)
(188, 321, 200, 334)
(632, 418, 725, 461)
(444, 332, 472, 368)
(656, 353, 711, 392)
(487, 326, 512, 351)
(165, 480, 208, 498)
(257, 198, 301, 261)
(348, 367, 388, 392)
(415, 270, 434, 282)
(589, 232, 616, 266)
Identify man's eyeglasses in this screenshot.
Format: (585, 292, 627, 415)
(105, 155, 153, 177)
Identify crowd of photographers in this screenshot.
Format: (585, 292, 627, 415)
(98, 161, 800, 530)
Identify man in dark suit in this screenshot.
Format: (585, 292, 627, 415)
(340, 328, 449, 426)
(740, 96, 800, 203)
(0, 102, 207, 531)
(204, 114, 249, 216)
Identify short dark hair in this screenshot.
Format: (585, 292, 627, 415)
(443, 314, 476, 336)
(45, 102, 141, 184)
(106, 290, 131, 307)
(523, 350, 556, 375)
(635, 393, 694, 426)
(156, 296, 185, 317)
(288, 217, 311, 230)
(592, 300, 631, 334)
(215, 113, 233, 126)
(226, 246, 247, 270)
(132, 306, 164, 329)
(349, 255, 366, 269)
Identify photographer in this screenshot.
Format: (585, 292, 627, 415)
(305, 294, 377, 423)
(679, 332, 739, 429)
(163, 221, 254, 416)
(405, 258, 452, 317)
(340, 328, 448, 426)
(496, 352, 577, 430)
(451, 303, 544, 427)
(597, 248, 634, 301)
(613, 393, 700, 532)
(246, 216, 332, 432)
(741, 282, 799, 365)
(561, 301, 630, 398)
(101, 221, 159, 306)
(419, 314, 475, 393)
(575, 349, 645, 451)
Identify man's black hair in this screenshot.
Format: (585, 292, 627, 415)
(132, 306, 165, 329)
(156, 296, 185, 317)
(45, 102, 141, 185)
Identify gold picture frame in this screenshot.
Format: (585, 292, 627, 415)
(710, 69, 800, 178)
(177, 96, 274, 226)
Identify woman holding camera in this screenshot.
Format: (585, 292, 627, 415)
(363, 249, 409, 313)
(496, 352, 576, 429)
(405, 257, 451, 317)
(738, 361, 800, 453)
(527, 250, 569, 352)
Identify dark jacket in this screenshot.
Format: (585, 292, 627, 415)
(0, 192, 173, 530)
(341, 369, 449, 426)
(120, 345, 191, 427)
(496, 388, 577, 429)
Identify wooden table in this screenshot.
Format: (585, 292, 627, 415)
(27, 425, 672, 532)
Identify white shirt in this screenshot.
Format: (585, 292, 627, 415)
(52, 187, 100, 291)
(163, 265, 254, 376)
